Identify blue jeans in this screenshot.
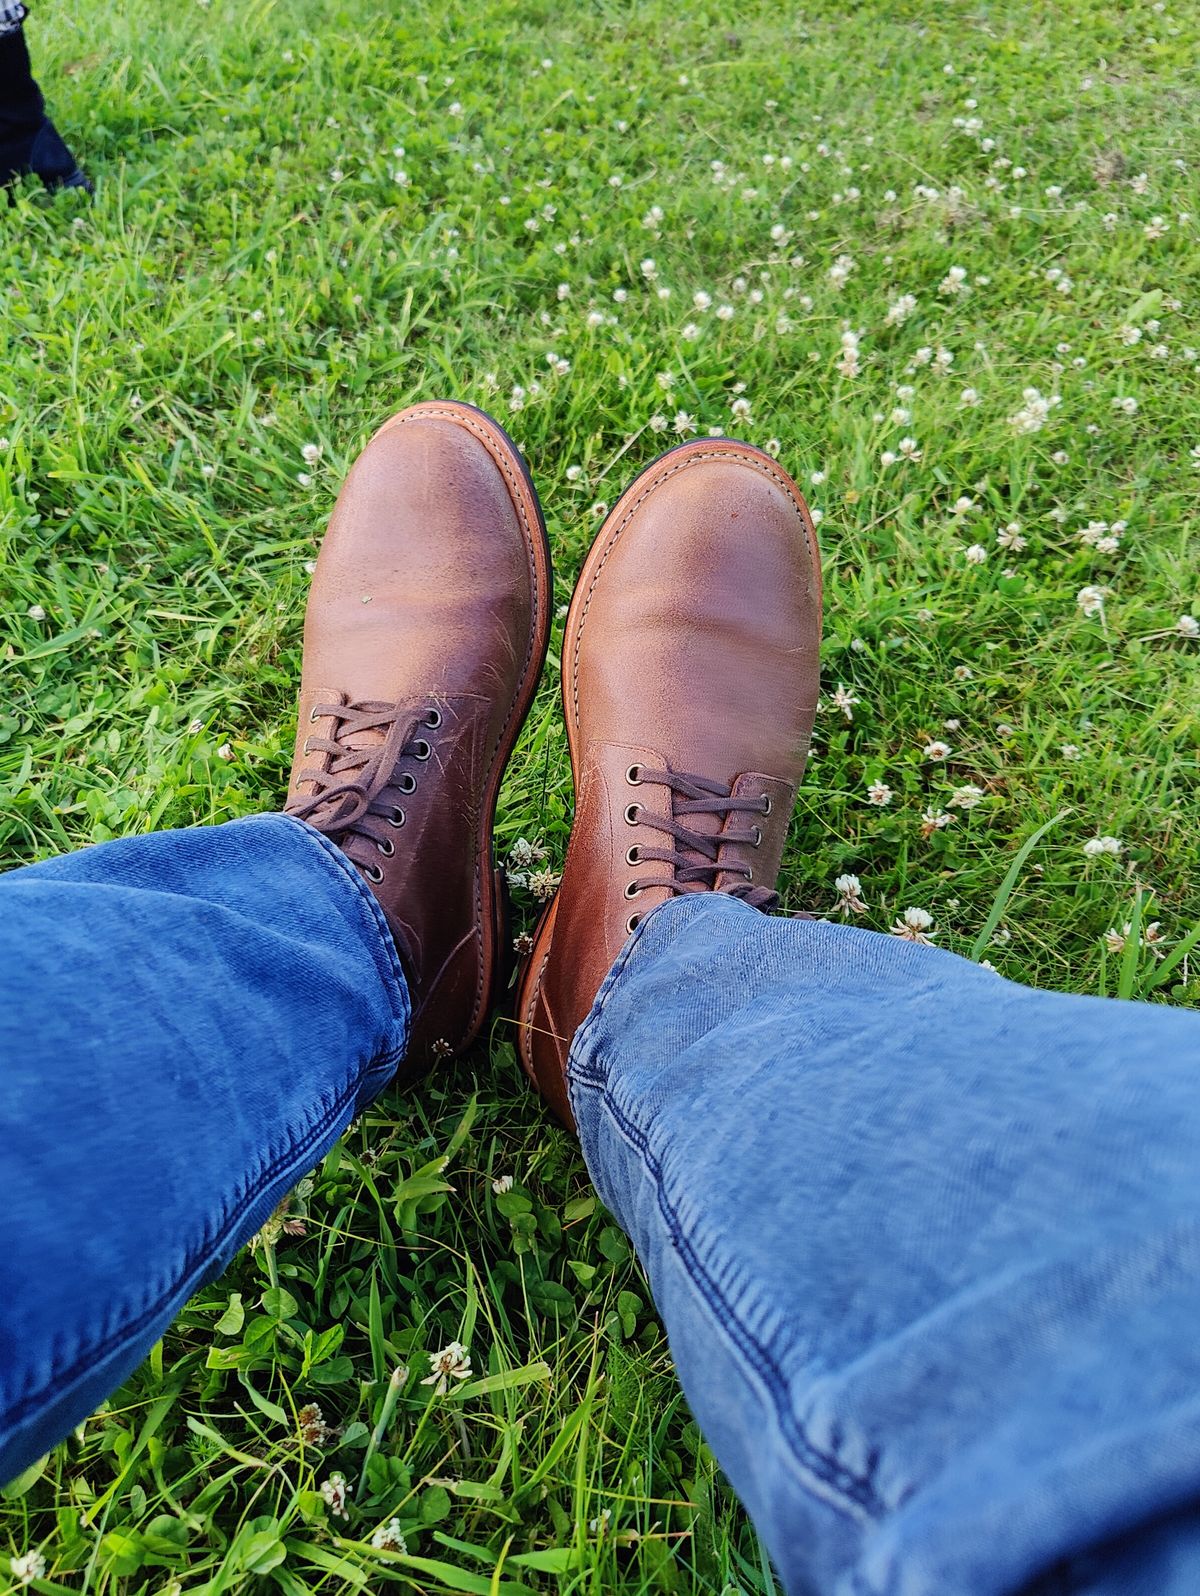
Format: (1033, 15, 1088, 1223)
(3, 815, 1200, 1595)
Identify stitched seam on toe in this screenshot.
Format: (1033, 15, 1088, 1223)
(594, 1084, 884, 1525)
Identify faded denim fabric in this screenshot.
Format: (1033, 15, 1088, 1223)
(0, 815, 407, 1480)
(570, 892, 1200, 1596)
(5, 824, 1200, 1595)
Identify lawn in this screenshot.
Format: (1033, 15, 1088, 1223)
(2, 0, 1198, 1588)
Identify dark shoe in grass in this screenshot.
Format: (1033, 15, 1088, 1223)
(1, 116, 92, 193)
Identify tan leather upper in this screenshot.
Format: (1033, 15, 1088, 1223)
(518, 440, 821, 1122)
(287, 401, 549, 1068)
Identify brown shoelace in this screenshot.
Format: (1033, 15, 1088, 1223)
(286, 699, 442, 879)
(623, 763, 779, 920)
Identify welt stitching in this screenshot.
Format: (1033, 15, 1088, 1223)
(395, 407, 543, 1033)
(3, 1062, 376, 1424)
(569, 447, 818, 731)
(594, 1082, 884, 1523)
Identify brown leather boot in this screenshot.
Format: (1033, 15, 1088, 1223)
(515, 439, 821, 1125)
(286, 401, 551, 1076)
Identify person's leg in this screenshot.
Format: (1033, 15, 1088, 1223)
(0, 813, 407, 1482)
(0, 6, 90, 192)
(569, 892, 1200, 1596)
(0, 398, 550, 1483)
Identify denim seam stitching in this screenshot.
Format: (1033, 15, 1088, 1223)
(576, 1072, 884, 1524)
(566, 897, 670, 1085)
(1, 1064, 370, 1427)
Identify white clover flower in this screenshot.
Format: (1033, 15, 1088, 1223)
(26, 604, 46, 621)
(1083, 835, 1123, 857)
(960, 387, 980, 407)
(964, 544, 988, 565)
(837, 328, 861, 378)
(830, 684, 860, 721)
(11, 1553, 47, 1585)
(492, 1174, 514, 1194)
(924, 741, 951, 761)
(422, 1341, 472, 1395)
(891, 907, 937, 943)
(1176, 615, 1199, 638)
(1008, 387, 1061, 434)
(997, 522, 1027, 551)
(673, 411, 697, 436)
(1076, 585, 1107, 618)
(302, 442, 321, 464)
(921, 807, 954, 835)
(833, 873, 868, 915)
(693, 290, 712, 311)
(320, 1473, 349, 1517)
(866, 780, 893, 806)
(371, 1519, 407, 1553)
(949, 784, 985, 810)
(886, 293, 917, 325)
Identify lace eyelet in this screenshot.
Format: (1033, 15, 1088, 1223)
(364, 863, 384, 884)
(302, 736, 313, 755)
(624, 803, 640, 825)
(626, 764, 642, 785)
(626, 845, 640, 865)
(624, 880, 641, 900)
(626, 914, 641, 935)
(309, 706, 321, 723)
(425, 708, 442, 729)
(761, 795, 772, 815)
(388, 806, 406, 828)
(398, 772, 417, 794)
(377, 838, 395, 857)
(413, 740, 432, 761)
(751, 825, 763, 847)
(746, 866, 754, 882)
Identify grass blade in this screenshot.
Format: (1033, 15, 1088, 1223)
(970, 811, 1069, 963)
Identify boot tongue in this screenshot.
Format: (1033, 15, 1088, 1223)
(663, 774, 728, 894)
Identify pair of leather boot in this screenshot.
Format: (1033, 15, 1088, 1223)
(287, 402, 820, 1126)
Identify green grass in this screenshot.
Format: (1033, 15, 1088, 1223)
(2, 0, 1199, 1587)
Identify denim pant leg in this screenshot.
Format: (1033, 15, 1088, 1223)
(569, 893, 1200, 1596)
(0, 814, 408, 1483)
